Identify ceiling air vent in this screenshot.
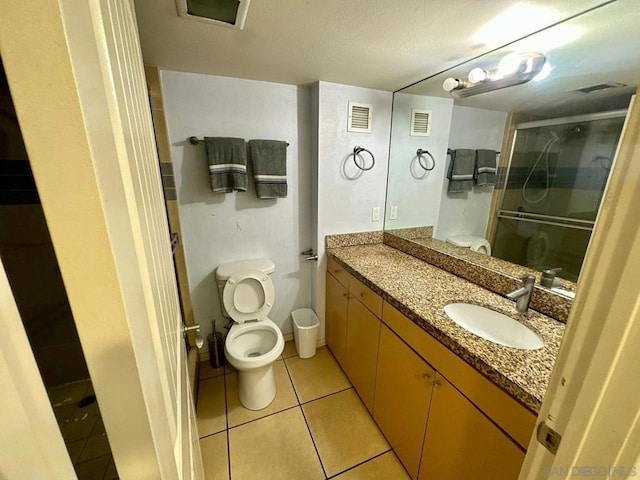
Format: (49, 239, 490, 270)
(347, 102, 373, 134)
(411, 109, 432, 137)
(570, 82, 627, 94)
(175, 0, 251, 30)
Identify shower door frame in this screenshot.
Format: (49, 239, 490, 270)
(486, 109, 628, 251)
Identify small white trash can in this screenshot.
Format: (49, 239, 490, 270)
(291, 308, 320, 359)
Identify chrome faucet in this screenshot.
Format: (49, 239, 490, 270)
(506, 275, 536, 313)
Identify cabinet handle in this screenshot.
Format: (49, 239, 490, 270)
(334, 269, 342, 273)
(360, 292, 365, 297)
(422, 373, 432, 380)
(433, 379, 441, 387)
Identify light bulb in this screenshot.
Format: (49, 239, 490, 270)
(443, 77, 462, 92)
(468, 68, 488, 84)
(533, 62, 552, 81)
(498, 53, 524, 76)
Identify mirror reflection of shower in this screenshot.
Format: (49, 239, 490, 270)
(493, 112, 626, 282)
(521, 124, 585, 204)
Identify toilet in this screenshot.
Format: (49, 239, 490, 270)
(216, 259, 284, 410)
(446, 235, 492, 255)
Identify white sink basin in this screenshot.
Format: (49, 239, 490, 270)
(444, 303, 544, 350)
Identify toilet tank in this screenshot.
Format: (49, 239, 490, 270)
(215, 259, 275, 318)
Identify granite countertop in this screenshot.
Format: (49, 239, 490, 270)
(328, 243, 565, 413)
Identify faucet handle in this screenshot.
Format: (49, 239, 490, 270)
(520, 274, 536, 285)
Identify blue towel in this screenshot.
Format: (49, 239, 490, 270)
(204, 137, 248, 193)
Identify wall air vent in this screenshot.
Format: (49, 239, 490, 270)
(347, 102, 373, 134)
(411, 109, 432, 137)
(175, 0, 251, 30)
(570, 82, 627, 94)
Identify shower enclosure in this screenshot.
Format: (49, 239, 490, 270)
(491, 111, 626, 282)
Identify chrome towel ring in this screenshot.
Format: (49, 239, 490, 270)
(416, 149, 435, 171)
(352, 146, 375, 171)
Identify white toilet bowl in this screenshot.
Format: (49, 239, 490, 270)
(216, 259, 284, 411)
(224, 318, 284, 410)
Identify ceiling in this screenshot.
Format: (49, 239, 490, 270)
(400, 0, 640, 117)
(134, 0, 612, 92)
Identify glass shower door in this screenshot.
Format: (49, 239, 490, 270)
(492, 115, 625, 281)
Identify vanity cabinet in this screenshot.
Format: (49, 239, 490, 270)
(325, 257, 534, 480)
(374, 324, 435, 479)
(419, 373, 525, 480)
(344, 291, 381, 412)
(326, 258, 381, 413)
(325, 269, 348, 366)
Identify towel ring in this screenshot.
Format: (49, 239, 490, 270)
(416, 149, 435, 171)
(352, 146, 375, 171)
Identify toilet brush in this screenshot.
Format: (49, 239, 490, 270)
(207, 319, 226, 368)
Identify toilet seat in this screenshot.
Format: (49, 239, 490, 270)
(470, 238, 491, 255)
(447, 235, 492, 256)
(223, 269, 274, 323)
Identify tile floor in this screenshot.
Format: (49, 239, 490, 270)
(197, 342, 410, 480)
(48, 379, 118, 480)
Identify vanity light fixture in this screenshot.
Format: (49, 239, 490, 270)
(443, 53, 546, 98)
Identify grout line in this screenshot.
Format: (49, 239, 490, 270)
(299, 386, 353, 406)
(326, 449, 393, 479)
(224, 372, 231, 480)
(282, 354, 302, 406)
(282, 355, 328, 479)
(226, 404, 300, 431)
(299, 404, 328, 479)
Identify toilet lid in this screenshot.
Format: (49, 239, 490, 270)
(223, 269, 274, 323)
(446, 235, 482, 247)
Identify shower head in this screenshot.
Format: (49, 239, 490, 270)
(562, 125, 585, 139)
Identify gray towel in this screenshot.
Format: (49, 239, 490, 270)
(204, 137, 248, 193)
(475, 149, 497, 186)
(447, 149, 475, 193)
(248, 140, 288, 199)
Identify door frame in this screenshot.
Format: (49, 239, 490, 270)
(0, 0, 202, 478)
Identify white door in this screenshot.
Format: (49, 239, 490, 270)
(0, 0, 203, 478)
(520, 94, 640, 477)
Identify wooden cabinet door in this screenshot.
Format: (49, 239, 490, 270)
(373, 324, 435, 479)
(419, 374, 525, 480)
(325, 272, 349, 367)
(344, 298, 381, 412)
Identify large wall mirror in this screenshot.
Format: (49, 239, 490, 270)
(384, 0, 639, 296)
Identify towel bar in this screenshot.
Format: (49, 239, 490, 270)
(189, 136, 290, 147)
(447, 148, 500, 155)
(416, 149, 435, 171)
(352, 146, 375, 171)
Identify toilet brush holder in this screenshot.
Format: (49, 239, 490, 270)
(208, 320, 226, 369)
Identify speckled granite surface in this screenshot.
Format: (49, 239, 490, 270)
(384, 232, 574, 322)
(329, 243, 565, 413)
(385, 226, 433, 240)
(325, 231, 383, 248)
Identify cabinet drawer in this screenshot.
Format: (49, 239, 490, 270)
(350, 277, 383, 319)
(327, 256, 351, 288)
